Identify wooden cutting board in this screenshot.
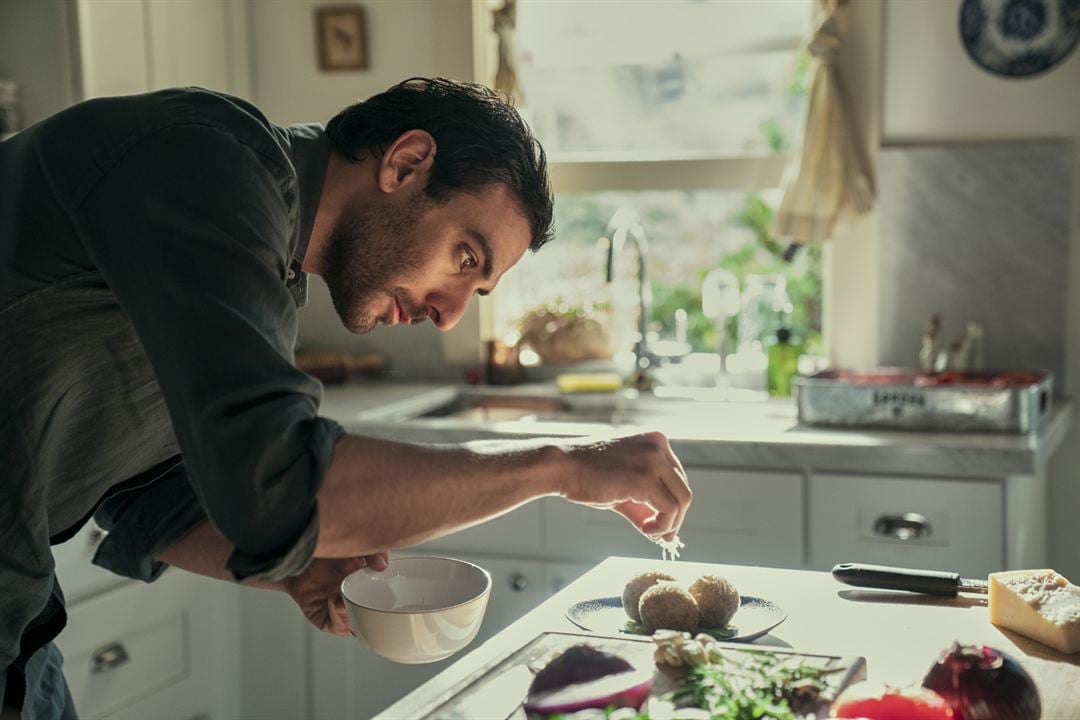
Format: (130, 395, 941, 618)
(416, 631, 867, 719)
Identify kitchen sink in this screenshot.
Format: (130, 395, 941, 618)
(420, 394, 639, 425)
(418, 389, 795, 430)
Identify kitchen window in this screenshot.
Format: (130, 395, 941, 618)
(473, 0, 823, 372)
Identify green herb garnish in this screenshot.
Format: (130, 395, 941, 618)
(668, 650, 842, 720)
(621, 620, 737, 640)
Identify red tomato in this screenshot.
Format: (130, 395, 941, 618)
(831, 682, 954, 720)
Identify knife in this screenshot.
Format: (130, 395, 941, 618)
(832, 562, 988, 596)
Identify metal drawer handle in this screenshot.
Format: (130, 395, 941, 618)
(509, 573, 528, 592)
(873, 513, 932, 541)
(90, 643, 129, 674)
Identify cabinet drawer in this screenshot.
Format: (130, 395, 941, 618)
(546, 468, 804, 568)
(59, 583, 187, 719)
(56, 571, 240, 720)
(809, 473, 1003, 577)
(63, 613, 186, 719)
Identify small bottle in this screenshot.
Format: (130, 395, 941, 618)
(767, 327, 802, 397)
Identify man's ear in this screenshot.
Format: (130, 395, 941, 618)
(377, 130, 436, 193)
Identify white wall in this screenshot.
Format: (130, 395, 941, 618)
(246, 0, 479, 378)
(881, 0, 1080, 578)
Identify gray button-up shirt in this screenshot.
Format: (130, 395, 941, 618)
(0, 87, 343, 712)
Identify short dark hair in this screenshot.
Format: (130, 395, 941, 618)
(326, 77, 554, 251)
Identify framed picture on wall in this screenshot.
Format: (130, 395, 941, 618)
(315, 6, 368, 71)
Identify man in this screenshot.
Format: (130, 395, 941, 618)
(0, 78, 691, 719)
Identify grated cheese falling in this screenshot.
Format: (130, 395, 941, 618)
(659, 535, 685, 562)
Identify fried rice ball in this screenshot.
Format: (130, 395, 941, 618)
(638, 582, 700, 633)
(689, 575, 740, 628)
(621, 571, 676, 623)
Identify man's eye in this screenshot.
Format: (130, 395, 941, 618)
(460, 249, 478, 270)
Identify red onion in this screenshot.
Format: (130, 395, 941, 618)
(922, 643, 1041, 720)
(524, 645, 653, 716)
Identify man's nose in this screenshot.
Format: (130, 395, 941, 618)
(429, 290, 471, 331)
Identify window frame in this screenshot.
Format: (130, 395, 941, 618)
(461, 0, 883, 369)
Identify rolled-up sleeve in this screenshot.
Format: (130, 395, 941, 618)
(69, 123, 343, 581)
(92, 459, 205, 582)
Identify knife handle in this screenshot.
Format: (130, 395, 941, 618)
(831, 562, 960, 596)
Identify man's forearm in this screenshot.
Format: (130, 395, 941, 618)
(155, 520, 283, 591)
(314, 435, 566, 558)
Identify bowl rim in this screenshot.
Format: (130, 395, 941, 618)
(340, 555, 493, 615)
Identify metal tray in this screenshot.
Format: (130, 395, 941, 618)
(417, 631, 866, 719)
(795, 368, 1053, 434)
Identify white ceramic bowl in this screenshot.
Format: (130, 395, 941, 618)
(341, 556, 492, 664)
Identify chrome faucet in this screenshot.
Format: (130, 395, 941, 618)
(603, 208, 656, 389)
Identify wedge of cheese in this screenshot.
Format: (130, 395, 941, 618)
(989, 569, 1080, 654)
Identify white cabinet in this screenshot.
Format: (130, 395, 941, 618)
(809, 472, 1004, 577)
(546, 468, 805, 569)
(410, 501, 544, 557)
(52, 522, 128, 605)
(73, 0, 250, 100)
(545, 561, 592, 597)
(55, 570, 241, 720)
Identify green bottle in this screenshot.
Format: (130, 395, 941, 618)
(767, 327, 802, 397)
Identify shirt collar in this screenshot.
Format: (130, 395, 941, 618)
(283, 123, 330, 307)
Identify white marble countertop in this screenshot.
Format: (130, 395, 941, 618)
(375, 557, 1080, 720)
(320, 381, 1073, 478)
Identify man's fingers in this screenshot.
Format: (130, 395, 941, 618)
(364, 552, 389, 572)
(630, 470, 680, 537)
(328, 593, 353, 637)
(613, 500, 655, 532)
(657, 446, 692, 539)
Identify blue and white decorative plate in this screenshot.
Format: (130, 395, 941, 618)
(960, 0, 1080, 77)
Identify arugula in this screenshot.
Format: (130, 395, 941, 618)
(669, 651, 841, 720)
(621, 620, 737, 641)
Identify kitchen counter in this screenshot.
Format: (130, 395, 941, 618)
(377, 556, 1080, 719)
(320, 381, 1073, 478)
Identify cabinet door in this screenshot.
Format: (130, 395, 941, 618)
(75, 0, 249, 100)
(546, 468, 804, 568)
(56, 571, 241, 720)
(545, 561, 593, 597)
(145, 0, 249, 94)
(308, 554, 547, 720)
(809, 473, 1004, 576)
(406, 502, 545, 557)
(75, 0, 152, 98)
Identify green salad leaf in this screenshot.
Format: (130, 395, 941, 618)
(621, 620, 737, 640)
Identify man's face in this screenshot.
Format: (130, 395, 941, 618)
(322, 183, 531, 334)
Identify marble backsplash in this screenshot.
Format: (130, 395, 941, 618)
(878, 142, 1073, 387)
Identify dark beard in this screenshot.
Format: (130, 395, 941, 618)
(322, 197, 429, 333)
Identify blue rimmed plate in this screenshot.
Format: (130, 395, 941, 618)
(565, 595, 787, 643)
(960, 0, 1080, 77)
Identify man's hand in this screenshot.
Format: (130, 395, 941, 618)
(557, 431, 691, 542)
(282, 553, 389, 636)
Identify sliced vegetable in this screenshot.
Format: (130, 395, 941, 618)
(922, 643, 1041, 720)
(524, 645, 653, 716)
(830, 682, 954, 720)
